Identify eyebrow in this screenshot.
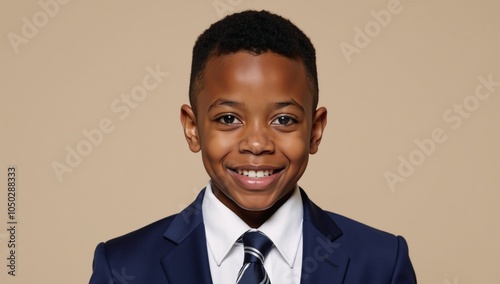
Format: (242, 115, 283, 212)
(207, 98, 305, 114)
(207, 98, 244, 112)
(272, 99, 305, 114)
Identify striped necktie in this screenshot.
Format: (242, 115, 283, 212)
(236, 230, 274, 284)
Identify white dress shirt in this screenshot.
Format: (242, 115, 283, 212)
(202, 182, 303, 283)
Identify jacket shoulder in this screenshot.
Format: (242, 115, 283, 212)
(104, 214, 178, 261)
(326, 211, 402, 250)
(324, 211, 416, 283)
(327, 211, 397, 238)
(90, 214, 183, 283)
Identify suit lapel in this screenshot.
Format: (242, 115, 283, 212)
(160, 189, 213, 284)
(159, 188, 349, 284)
(300, 189, 349, 284)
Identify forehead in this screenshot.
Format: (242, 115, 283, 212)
(197, 51, 312, 111)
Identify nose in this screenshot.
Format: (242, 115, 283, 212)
(238, 123, 274, 155)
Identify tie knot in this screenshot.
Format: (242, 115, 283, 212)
(241, 230, 273, 264)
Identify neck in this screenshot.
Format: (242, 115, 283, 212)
(211, 186, 294, 228)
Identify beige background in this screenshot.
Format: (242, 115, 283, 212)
(1, 0, 499, 283)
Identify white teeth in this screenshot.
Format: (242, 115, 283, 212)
(236, 169, 274, 178)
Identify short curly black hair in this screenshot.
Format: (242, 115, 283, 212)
(189, 10, 318, 112)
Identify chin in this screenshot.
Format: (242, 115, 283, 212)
(232, 196, 280, 212)
(237, 203, 274, 212)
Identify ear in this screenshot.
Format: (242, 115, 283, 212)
(180, 104, 201, 153)
(309, 107, 327, 154)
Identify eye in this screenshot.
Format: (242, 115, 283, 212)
(271, 116, 297, 126)
(217, 115, 242, 125)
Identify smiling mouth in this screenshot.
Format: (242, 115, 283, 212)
(230, 168, 283, 178)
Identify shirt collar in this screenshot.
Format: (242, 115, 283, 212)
(202, 182, 303, 268)
(259, 185, 303, 267)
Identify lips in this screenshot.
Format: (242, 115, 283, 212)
(229, 167, 283, 190)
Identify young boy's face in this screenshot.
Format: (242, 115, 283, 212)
(181, 51, 326, 212)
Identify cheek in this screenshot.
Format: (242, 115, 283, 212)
(202, 131, 237, 164)
(277, 133, 309, 162)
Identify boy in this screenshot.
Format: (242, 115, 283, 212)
(90, 10, 416, 283)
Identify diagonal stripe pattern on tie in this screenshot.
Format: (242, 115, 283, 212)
(236, 230, 274, 284)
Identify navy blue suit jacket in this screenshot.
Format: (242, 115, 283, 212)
(90, 188, 417, 283)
